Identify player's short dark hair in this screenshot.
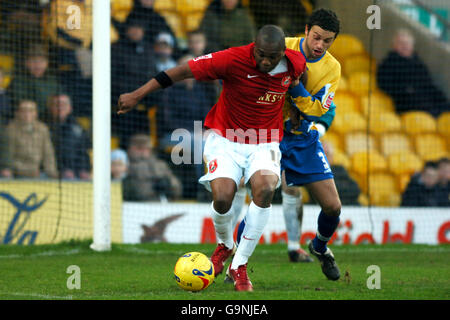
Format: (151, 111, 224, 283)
(306, 8, 340, 37)
(256, 25, 286, 49)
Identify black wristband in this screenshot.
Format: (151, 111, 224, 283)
(154, 71, 173, 88)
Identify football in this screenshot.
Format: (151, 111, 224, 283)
(174, 252, 215, 292)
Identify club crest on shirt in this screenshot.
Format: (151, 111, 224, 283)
(209, 159, 218, 173)
(323, 92, 334, 110)
(281, 76, 292, 87)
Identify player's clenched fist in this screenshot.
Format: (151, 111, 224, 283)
(117, 92, 139, 114)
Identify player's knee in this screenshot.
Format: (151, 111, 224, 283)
(322, 200, 341, 217)
(213, 193, 235, 214)
(282, 185, 300, 197)
(252, 183, 276, 205)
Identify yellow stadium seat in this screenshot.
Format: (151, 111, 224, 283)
(387, 150, 423, 176)
(148, 106, 158, 148)
(111, 0, 133, 23)
(414, 133, 448, 161)
(0, 54, 14, 72)
(360, 91, 395, 116)
(331, 148, 351, 170)
(437, 112, 450, 137)
(76, 117, 91, 131)
(333, 90, 360, 113)
(401, 111, 437, 135)
(182, 11, 206, 33)
(397, 173, 412, 193)
(300, 186, 310, 204)
(367, 173, 400, 207)
(358, 193, 369, 206)
(380, 133, 412, 157)
(345, 132, 377, 156)
(321, 131, 343, 152)
(327, 34, 366, 63)
(369, 112, 402, 135)
(159, 11, 184, 38)
(154, 0, 176, 12)
(338, 76, 348, 91)
(350, 150, 387, 176)
(177, 0, 210, 13)
(342, 54, 376, 78)
(333, 112, 367, 135)
(347, 71, 377, 96)
(111, 136, 120, 150)
(369, 190, 401, 207)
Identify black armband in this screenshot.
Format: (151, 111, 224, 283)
(154, 71, 173, 88)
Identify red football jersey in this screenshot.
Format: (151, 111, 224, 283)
(188, 43, 305, 144)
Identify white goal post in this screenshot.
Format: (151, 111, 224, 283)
(90, 0, 111, 251)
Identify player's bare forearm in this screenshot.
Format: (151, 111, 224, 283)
(117, 63, 194, 115)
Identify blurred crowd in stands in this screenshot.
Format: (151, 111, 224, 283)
(0, 0, 448, 207)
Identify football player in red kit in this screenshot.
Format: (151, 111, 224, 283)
(118, 25, 309, 291)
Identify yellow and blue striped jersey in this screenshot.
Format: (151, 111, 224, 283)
(283, 37, 341, 127)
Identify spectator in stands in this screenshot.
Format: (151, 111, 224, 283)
(124, 0, 178, 50)
(8, 45, 59, 120)
(436, 157, 450, 207)
(0, 68, 12, 124)
(401, 161, 443, 207)
(186, 30, 212, 57)
(248, 0, 311, 37)
(159, 54, 216, 147)
(153, 32, 177, 73)
(377, 29, 450, 118)
(111, 149, 129, 181)
(158, 54, 218, 197)
(122, 134, 182, 201)
(6, 100, 58, 179)
(111, 17, 158, 149)
(199, 0, 256, 51)
(322, 140, 360, 205)
(42, 0, 93, 116)
(0, 125, 12, 178)
(0, 2, 42, 64)
(47, 94, 91, 180)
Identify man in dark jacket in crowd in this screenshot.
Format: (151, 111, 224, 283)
(401, 161, 447, 207)
(377, 29, 449, 118)
(47, 94, 91, 180)
(111, 17, 159, 149)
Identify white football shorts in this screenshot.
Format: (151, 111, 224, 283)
(198, 131, 281, 192)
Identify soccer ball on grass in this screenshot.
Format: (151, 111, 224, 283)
(174, 252, 215, 292)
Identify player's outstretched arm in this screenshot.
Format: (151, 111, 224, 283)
(117, 63, 194, 114)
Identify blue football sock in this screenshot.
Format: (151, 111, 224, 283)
(313, 211, 340, 254)
(236, 218, 246, 246)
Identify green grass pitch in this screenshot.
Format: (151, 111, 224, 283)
(0, 241, 448, 300)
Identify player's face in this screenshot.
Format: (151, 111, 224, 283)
(304, 25, 336, 59)
(253, 44, 285, 73)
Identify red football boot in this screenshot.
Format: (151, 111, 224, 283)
(210, 243, 236, 276)
(228, 264, 253, 292)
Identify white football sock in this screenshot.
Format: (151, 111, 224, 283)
(231, 201, 271, 269)
(282, 191, 301, 251)
(230, 187, 247, 228)
(210, 202, 234, 250)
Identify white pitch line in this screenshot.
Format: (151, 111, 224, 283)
(0, 292, 73, 300)
(0, 248, 81, 259)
